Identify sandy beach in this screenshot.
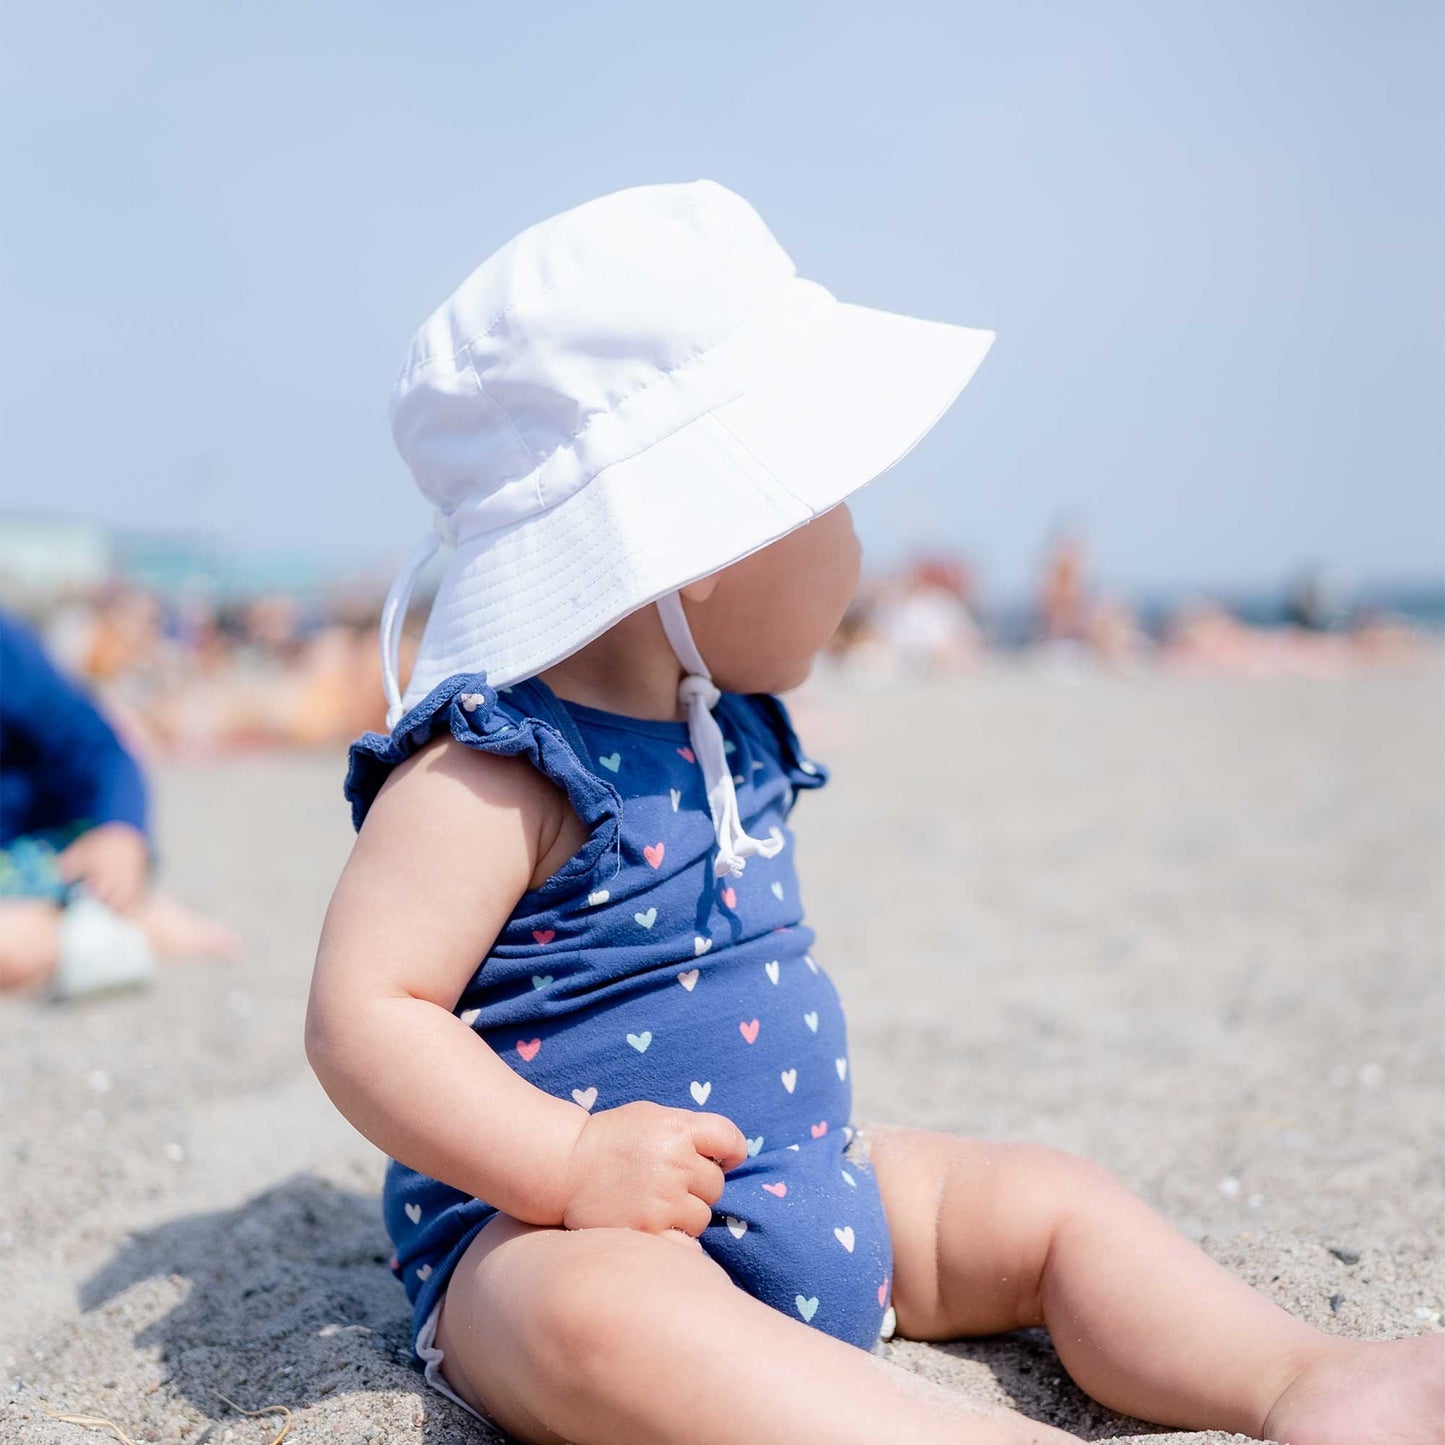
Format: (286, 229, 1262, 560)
(3, 660, 1441, 1444)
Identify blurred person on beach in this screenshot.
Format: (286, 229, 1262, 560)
(1034, 530, 1151, 670)
(864, 555, 982, 677)
(0, 609, 239, 997)
(306, 184, 1443, 1445)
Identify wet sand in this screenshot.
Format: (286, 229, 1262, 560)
(3, 661, 1442, 1443)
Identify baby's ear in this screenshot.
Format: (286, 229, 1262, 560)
(679, 574, 720, 604)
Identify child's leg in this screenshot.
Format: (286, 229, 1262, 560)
(0, 899, 61, 990)
(869, 1127, 1445, 1444)
(433, 1213, 1080, 1445)
(0, 892, 238, 996)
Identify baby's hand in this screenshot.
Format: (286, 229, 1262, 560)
(560, 1100, 748, 1237)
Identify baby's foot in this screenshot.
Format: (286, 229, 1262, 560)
(1262, 1333, 1445, 1445)
(140, 891, 243, 962)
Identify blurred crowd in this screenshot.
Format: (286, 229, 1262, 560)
(832, 536, 1426, 685)
(7, 535, 1432, 761)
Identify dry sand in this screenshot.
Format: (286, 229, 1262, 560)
(3, 661, 1442, 1444)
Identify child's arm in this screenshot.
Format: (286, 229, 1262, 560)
(0, 612, 150, 911)
(306, 736, 746, 1231)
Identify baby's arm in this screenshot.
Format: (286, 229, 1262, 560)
(306, 736, 746, 1231)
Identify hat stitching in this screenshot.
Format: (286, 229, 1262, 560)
(390, 275, 568, 389)
(423, 284, 829, 529)
(419, 479, 805, 662)
(460, 342, 546, 516)
(390, 221, 762, 389)
(709, 410, 810, 512)
(420, 431, 794, 641)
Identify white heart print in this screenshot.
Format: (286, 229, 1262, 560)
(690, 1080, 712, 1105)
(572, 1086, 598, 1110)
(780, 1068, 797, 1094)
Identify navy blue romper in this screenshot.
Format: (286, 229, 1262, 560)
(345, 672, 894, 1358)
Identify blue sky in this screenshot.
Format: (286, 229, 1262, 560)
(2, 1, 1440, 597)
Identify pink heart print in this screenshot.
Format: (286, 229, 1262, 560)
(644, 842, 666, 869)
(516, 1038, 541, 1062)
(739, 1019, 760, 1044)
(811, 1121, 828, 1138)
(878, 1277, 889, 1307)
(721, 886, 737, 909)
(761, 1181, 787, 1197)
(532, 929, 555, 945)
(677, 747, 695, 763)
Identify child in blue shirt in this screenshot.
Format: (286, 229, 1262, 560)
(307, 182, 1442, 1444)
(0, 609, 238, 994)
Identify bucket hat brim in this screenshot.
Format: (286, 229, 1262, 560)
(401, 300, 994, 708)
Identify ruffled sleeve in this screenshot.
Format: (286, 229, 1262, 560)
(344, 673, 621, 898)
(742, 692, 829, 801)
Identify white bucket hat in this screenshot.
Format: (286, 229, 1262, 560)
(380, 179, 993, 874)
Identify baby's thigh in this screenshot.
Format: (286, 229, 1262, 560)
(434, 1215, 737, 1443)
(868, 1125, 1114, 1338)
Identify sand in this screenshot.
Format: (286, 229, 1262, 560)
(3, 660, 1441, 1444)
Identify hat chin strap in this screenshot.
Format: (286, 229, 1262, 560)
(381, 521, 449, 730)
(382, 547, 780, 881)
(656, 592, 783, 880)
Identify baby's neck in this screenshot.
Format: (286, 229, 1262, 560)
(538, 604, 686, 722)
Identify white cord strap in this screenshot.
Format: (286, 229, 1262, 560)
(380, 519, 449, 729)
(656, 592, 783, 879)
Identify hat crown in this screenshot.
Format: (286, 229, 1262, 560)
(391, 181, 800, 519)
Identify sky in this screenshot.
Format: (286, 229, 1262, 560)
(2, 0, 1441, 598)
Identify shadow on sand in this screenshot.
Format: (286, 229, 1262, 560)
(79, 1173, 506, 1442)
(79, 1174, 1156, 1443)
(918, 1332, 1164, 1440)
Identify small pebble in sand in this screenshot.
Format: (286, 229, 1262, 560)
(1247, 1193, 1264, 1209)
(1414, 1306, 1440, 1322)
(1359, 1061, 1385, 1088)
(87, 1069, 112, 1094)
(1218, 1175, 1242, 1199)
(1328, 1293, 1345, 1314)
(1328, 1245, 1361, 1265)
(164, 1142, 186, 1163)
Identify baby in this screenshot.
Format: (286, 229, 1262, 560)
(307, 182, 1442, 1444)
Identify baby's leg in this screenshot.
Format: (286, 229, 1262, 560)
(0, 899, 61, 990)
(869, 1127, 1445, 1444)
(433, 1212, 1080, 1445)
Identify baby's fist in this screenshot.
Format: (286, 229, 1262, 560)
(561, 1099, 748, 1237)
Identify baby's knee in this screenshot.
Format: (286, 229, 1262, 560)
(525, 1228, 723, 1384)
(1012, 1141, 1120, 1198)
